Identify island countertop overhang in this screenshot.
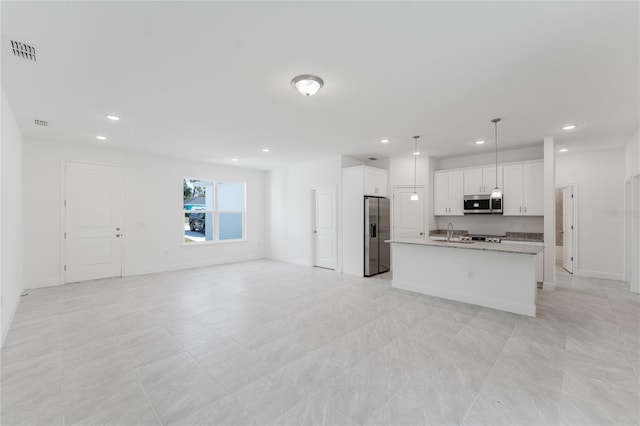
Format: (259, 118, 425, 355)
(386, 238, 543, 255)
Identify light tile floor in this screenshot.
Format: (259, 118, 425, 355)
(1, 260, 638, 425)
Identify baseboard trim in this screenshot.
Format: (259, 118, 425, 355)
(125, 255, 265, 277)
(542, 281, 557, 291)
(575, 269, 624, 281)
(24, 278, 62, 289)
(25, 256, 266, 288)
(1, 295, 21, 347)
(264, 255, 313, 268)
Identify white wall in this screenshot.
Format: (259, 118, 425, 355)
(437, 145, 543, 170)
(389, 156, 429, 188)
(265, 156, 342, 268)
(1, 91, 24, 344)
(625, 129, 639, 179)
(22, 139, 265, 288)
(556, 148, 626, 280)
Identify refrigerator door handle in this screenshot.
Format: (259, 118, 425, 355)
(370, 223, 377, 238)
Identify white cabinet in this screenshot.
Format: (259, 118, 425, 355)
(463, 168, 483, 195)
(523, 162, 544, 216)
(433, 170, 463, 216)
(502, 162, 543, 216)
(502, 240, 544, 282)
(363, 167, 388, 197)
(463, 166, 503, 195)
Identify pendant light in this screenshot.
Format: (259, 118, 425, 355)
(490, 118, 502, 199)
(410, 136, 419, 201)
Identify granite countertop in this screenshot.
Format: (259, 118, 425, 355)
(387, 238, 543, 255)
(502, 232, 544, 243)
(429, 230, 543, 243)
(429, 229, 469, 238)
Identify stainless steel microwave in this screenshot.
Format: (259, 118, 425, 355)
(463, 194, 502, 214)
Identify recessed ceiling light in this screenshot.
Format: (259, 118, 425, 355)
(380, 139, 390, 143)
(262, 148, 270, 153)
(96, 136, 107, 140)
(559, 148, 568, 152)
(105, 115, 120, 121)
(231, 158, 238, 162)
(475, 140, 485, 145)
(562, 124, 576, 130)
(413, 151, 420, 156)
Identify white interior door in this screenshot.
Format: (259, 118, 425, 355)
(562, 187, 574, 273)
(65, 162, 123, 283)
(392, 186, 425, 239)
(314, 188, 336, 269)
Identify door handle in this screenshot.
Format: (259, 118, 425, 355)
(313, 230, 317, 233)
(419, 232, 424, 235)
(115, 234, 122, 237)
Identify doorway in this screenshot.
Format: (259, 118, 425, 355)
(392, 186, 426, 239)
(64, 161, 124, 283)
(312, 187, 337, 270)
(555, 184, 576, 274)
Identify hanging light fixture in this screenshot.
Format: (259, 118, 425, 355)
(410, 136, 419, 201)
(291, 74, 324, 96)
(490, 118, 502, 199)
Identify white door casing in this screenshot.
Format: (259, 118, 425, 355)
(562, 187, 574, 273)
(393, 186, 425, 239)
(313, 188, 336, 269)
(65, 162, 123, 283)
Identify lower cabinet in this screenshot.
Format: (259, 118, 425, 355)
(502, 240, 544, 283)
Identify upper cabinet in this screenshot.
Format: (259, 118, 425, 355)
(463, 166, 503, 195)
(363, 167, 388, 197)
(433, 170, 463, 216)
(343, 165, 388, 198)
(502, 161, 543, 216)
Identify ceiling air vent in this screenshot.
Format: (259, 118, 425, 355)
(10, 40, 37, 62)
(34, 119, 48, 127)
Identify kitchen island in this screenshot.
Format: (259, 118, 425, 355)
(389, 238, 543, 316)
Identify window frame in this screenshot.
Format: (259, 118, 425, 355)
(182, 177, 247, 245)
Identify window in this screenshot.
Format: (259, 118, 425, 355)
(183, 178, 245, 244)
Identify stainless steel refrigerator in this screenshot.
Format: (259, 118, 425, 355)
(364, 196, 391, 277)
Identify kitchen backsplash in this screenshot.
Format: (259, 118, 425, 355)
(433, 215, 543, 236)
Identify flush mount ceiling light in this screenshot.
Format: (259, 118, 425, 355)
(291, 74, 324, 96)
(476, 140, 485, 145)
(490, 118, 502, 200)
(105, 115, 120, 121)
(262, 148, 270, 153)
(410, 136, 420, 201)
(562, 124, 576, 130)
(380, 139, 390, 144)
(96, 135, 107, 140)
(559, 148, 569, 152)
(231, 158, 238, 162)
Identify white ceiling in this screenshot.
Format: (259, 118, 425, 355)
(2, 1, 638, 170)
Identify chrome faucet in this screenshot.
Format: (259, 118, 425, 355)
(447, 222, 454, 242)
